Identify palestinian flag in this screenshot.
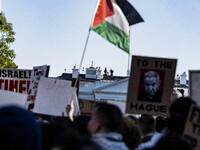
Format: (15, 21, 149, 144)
(91, 0, 144, 54)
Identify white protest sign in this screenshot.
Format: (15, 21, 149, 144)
(107, 101, 126, 113)
(33, 77, 80, 116)
(0, 90, 27, 107)
(0, 68, 31, 94)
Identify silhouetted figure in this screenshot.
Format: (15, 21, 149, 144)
(110, 69, 114, 76)
(177, 89, 184, 97)
(104, 68, 108, 76)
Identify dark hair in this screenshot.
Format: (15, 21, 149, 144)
(138, 114, 155, 135)
(94, 103, 122, 132)
(168, 97, 196, 134)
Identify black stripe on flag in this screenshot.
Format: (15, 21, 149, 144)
(115, 0, 144, 25)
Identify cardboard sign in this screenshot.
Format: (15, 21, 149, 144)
(126, 56, 177, 116)
(183, 104, 200, 149)
(61, 77, 79, 96)
(79, 99, 99, 114)
(0, 90, 27, 107)
(33, 77, 80, 116)
(189, 70, 200, 105)
(0, 68, 31, 94)
(25, 65, 50, 110)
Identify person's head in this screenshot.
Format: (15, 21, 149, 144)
(119, 116, 141, 150)
(143, 71, 161, 98)
(138, 114, 155, 136)
(0, 105, 41, 150)
(87, 103, 122, 134)
(168, 97, 196, 134)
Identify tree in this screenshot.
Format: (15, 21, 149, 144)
(0, 12, 17, 68)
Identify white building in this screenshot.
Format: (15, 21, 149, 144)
(79, 78, 128, 101)
(57, 66, 188, 101)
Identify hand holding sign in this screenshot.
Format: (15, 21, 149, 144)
(66, 100, 74, 121)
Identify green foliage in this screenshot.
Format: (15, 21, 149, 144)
(0, 12, 17, 68)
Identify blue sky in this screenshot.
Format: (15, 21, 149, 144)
(2, 0, 200, 78)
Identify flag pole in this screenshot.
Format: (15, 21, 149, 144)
(68, 1, 97, 117)
(67, 27, 91, 117)
(128, 54, 130, 69)
(74, 27, 91, 88)
(127, 29, 131, 76)
(127, 54, 130, 76)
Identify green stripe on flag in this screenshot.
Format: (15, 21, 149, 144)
(92, 20, 130, 54)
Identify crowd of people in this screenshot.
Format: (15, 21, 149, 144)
(0, 96, 196, 150)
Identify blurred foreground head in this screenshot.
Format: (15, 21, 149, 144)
(168, 97, 196, 134)
(0, 105, 41, 150)
(88, 103, 122, 134)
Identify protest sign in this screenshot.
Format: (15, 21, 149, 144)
(61, 77, 80, 96)
(25, 65, 50, 110)
(183, 104, 200, 149)
(126, 55, 177, 116)
(0, 90, 27, 107)
(189, 70, 200, 105)
(0, 68, 31, 94)
(33, 77, 80, 116)
(78, 99, 107, 114)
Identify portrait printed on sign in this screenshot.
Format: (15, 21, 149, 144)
(137, 69, 165, 103)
